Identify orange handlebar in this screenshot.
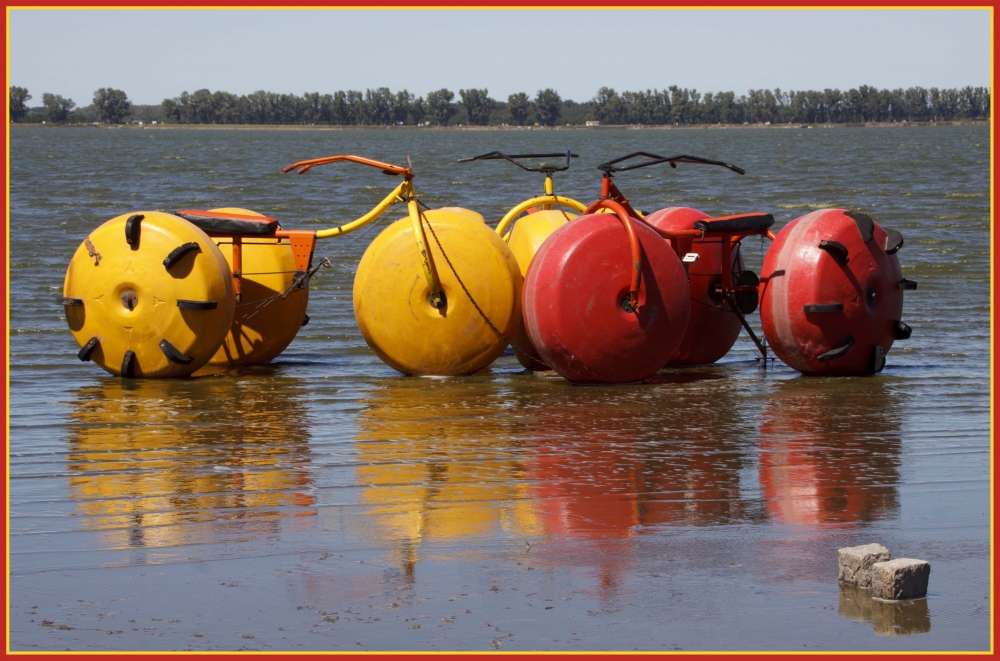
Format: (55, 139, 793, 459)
(583, 199, 643, 312)
(282, 154, 412, 177)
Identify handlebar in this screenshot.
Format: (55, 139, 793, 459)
(282, 154, 413, 177)
(597, 152, 745, 176)
(458, 150, 578, 173)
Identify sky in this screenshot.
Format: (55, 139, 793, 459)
(7, 9, 992, 107)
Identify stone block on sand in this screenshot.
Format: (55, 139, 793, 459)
(838, 543, 891, 588)
(872, 558, 931, 600)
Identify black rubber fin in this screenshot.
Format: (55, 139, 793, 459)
(59, 297, 83, 307)
(163, 242, 201, 270)
(884, 229, 904, 255)
(77, 336, 98, 361)
(817, 336, 854, 362)
(159, 339, 193, 364)
(301, 314, 310, 327)
(804, 303, 844, 313)
(125, 214, 144, 248)
(177, 299, 218, 310)
(898, 279, 918, 291)
(121, 350, 136, 378)
(818, 240, 849, 266)
(893, 320, 912, 340)
(867, 345, 886, 375)
(845, 211, 874, 243)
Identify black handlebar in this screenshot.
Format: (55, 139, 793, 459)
(458, 150, 579, 173)
(597, 151, 745, 176)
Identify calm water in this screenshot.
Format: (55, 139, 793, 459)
(7, 125, 991, 651)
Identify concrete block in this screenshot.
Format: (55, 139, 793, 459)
(872, 558, 930, 600)
(838, 543, 891, 588)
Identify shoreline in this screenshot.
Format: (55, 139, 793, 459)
(10, 120, 989, 131)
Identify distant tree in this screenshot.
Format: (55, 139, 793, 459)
(534, 88, 562, 126)
(9, 86, 31, 122)
(507, 92, 530, 126)
(42, 93, 75, 123)
(459, 88, 494, 126)
(592, 87, 623, 124)
(392, 90, 414, 124)
(426, 88, 456, 126)
(92, 88, 132, 124)
(345, 90, 367, 124)
(410, 96, 426, 125)
(366, 87, 394, 125)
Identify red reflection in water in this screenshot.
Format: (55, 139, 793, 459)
(757, 379, 901, 527)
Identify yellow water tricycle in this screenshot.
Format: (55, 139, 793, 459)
(61, 154, 520, 378)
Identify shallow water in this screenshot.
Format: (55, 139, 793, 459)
(7, 125, 991, 651)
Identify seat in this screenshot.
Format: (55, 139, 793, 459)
(693, 213, 774, 234)
(175, 209, 278, 236)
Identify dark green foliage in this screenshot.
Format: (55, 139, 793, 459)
(42, 93, 75, 123)
(9, 86, 31, 122)
(426, 88, 456, 126)
(589, 85, 990, 125)
(534, 88, 562, 126)
(30, 84, 971, 127)
(507, 92, 530, 126)
(93, 88, 132, 124)
(459, 88, 495, 126)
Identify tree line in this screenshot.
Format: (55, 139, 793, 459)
(592, 85, 991, 125)
(9, 86, 132, 124)
(9, 84, 991, 126)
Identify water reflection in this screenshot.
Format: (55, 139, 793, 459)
(523, 374, 762, 538)
(839, 585, 931, 636)
(354, 373, 766, 577)
(757, 378, 902, 526)
(354, 377, 539, 574)
(66, 371, 315, 550)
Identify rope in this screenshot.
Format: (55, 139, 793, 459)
(233, 209, 391, 316)
(238, 257, 331, 319)
(417, 204, 537, 358)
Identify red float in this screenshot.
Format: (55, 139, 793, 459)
(759, 208, 911, 375)
(522, 210, 691, 384)
(644, 206, 746, 366)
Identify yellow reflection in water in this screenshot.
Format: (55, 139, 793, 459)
(354, 377, 541, 554)
(66, 373, 315, 549)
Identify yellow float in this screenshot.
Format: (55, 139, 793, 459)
(62, 211, 234, 377)
(459, 151, 587, 370)
(353, 207, 522, 376)
(207, 207, 309, 366)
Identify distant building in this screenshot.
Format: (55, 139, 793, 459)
(586, 120, 600, 127)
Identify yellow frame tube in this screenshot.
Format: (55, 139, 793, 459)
(495, 195, 588, 237)
(408, 198, 446, 309)
(314, 180, 409, 239)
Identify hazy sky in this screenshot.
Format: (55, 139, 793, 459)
(8, 9, 991, 106)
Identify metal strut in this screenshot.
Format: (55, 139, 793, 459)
(726, 298, 769, 366)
